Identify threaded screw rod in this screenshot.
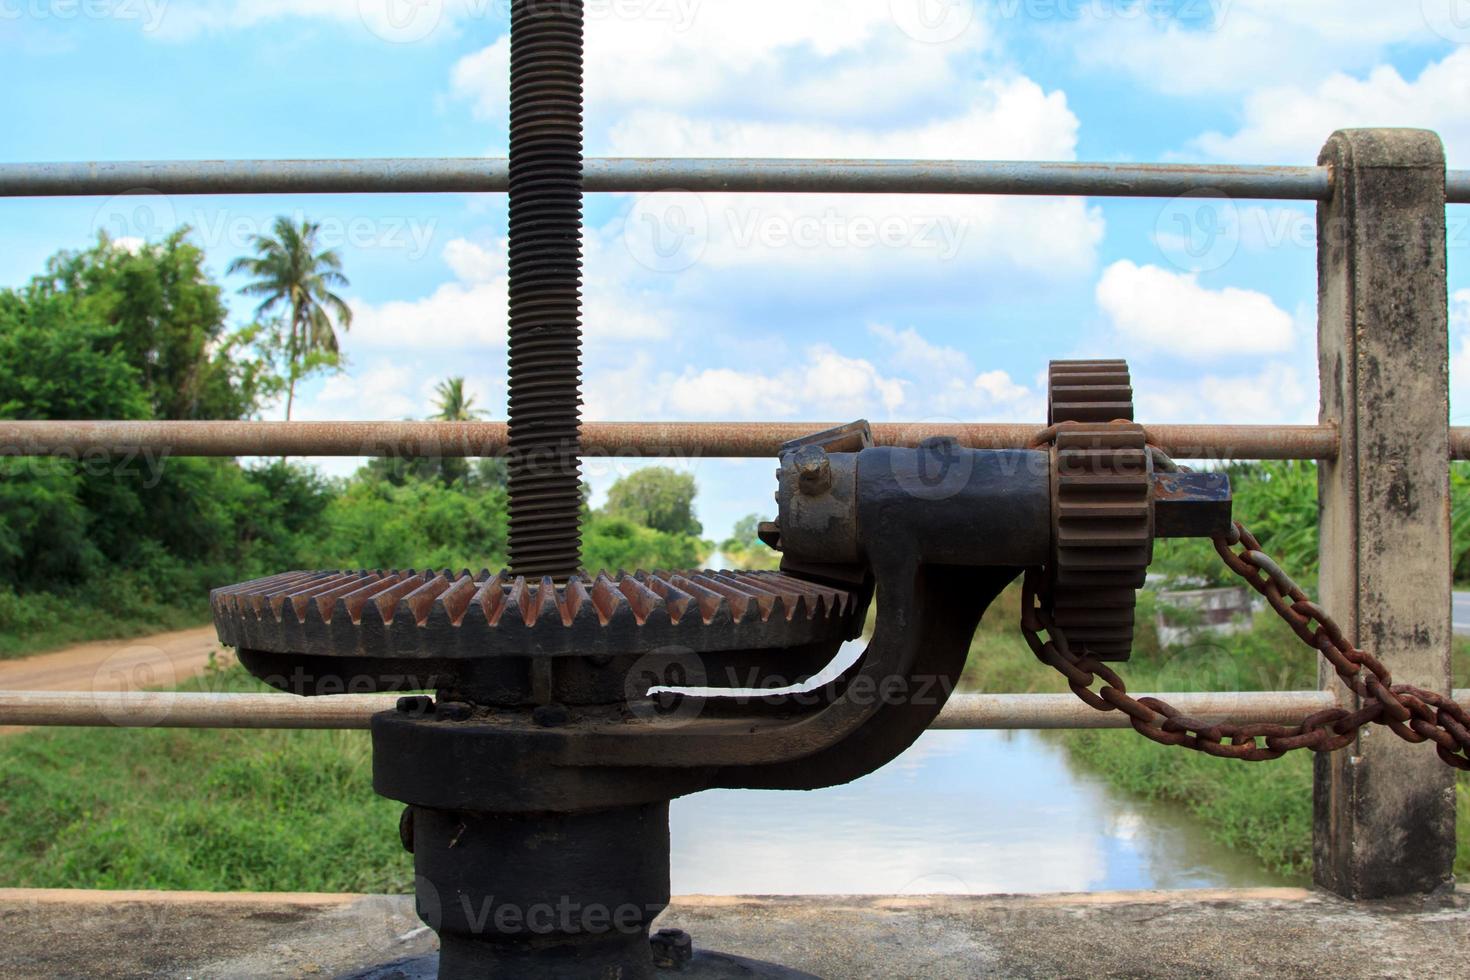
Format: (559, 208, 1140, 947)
(506, 0, 585, 581)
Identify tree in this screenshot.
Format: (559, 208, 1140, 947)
(228, 217, 352, 421)
(719, 512, 778, 570)
(1152, 460, 1322, 588)
(432, 377, 486, 421)
(602, 468, 702, 537)
(33, 231, 255, 420)
(582, 516, 704, 573)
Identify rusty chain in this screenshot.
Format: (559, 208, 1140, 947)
(1021, 522, 1470, 771)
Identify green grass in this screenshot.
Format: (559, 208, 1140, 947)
(0, 589, 1462, 892)
(965, 586, 1470, 880)
(0, 664, 411, 892)
(0, 586, 209, 660)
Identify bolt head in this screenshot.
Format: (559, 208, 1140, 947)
(792, 445, 833, 496)
(396, 695, 434, 717)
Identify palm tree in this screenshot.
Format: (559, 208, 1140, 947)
(228, 217, 352, 421)
(432, 376, 487, 421)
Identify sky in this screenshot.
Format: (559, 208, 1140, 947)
(3, 1, 1470, 543)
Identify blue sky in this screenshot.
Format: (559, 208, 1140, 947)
(4, 1, 1470, 543)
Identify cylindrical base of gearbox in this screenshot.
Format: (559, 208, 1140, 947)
(408, 802, 670, 979)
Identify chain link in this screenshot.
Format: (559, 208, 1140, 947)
(1020, 521, 1470, 771)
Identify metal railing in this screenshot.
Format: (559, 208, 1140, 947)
(5, 688, 1468, 732)
(1, 139, 1464, 901)
(0, 156, 1463, 201)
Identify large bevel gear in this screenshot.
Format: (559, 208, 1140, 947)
(211, 567, 861, 695)
(1047, 360, 1153, 661)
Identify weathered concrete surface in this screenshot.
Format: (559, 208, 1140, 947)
(1315, 128, 1456, 898)
(1, 886, 1466, 979)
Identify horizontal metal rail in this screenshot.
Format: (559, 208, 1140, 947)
(4, 689, 1466, 731)
(0, 157, 1383, 201)
(0, 419, 1361, 460)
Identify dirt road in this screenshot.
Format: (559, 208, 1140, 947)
(0, 626, 225, 693)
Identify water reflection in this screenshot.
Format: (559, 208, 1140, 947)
(670, 728, 1299, 895)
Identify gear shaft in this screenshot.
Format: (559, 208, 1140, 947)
(507, 0, 586, 581)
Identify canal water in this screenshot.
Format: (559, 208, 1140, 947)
(665, 636, 1297, 895)
(670, 728, 1298, 895)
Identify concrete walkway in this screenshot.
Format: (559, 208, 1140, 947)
(0, 886, 1464, 978)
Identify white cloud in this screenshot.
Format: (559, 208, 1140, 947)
(1059, 2, 1445, 98)
(349, 278, 509, 350)
(1136, 362, 1314, 428)
(582, 324, 1043, 427)
(869, 324, 1041, 420)
(1191, 47, 1470, 164)
(450, 1, 989, 123)
(598, 79, 1104, 284)
(1095, 261, 1294, 360)
(442, 236, 505, 282)
(448, 10, 1103, 303)
(347, 233, 673, 351)
(150, 0, 471, 43)
(665, 367, 797, 419)
(662, 346, 905, 420)
(293, 359, 421, 422)
(603, 75, 1077, 158)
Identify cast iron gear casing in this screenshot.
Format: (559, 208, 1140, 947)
(1047, 360, 1154, 661)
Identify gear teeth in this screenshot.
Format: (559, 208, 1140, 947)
(212, 568, 857, 659)
(1048, 360, 1153, 662)
(1048, 359, 1135, 426)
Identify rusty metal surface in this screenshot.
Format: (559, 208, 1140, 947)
(503, 0, 587, 582)
(0, 157, 1347, 200)
(8, 688, 1470, 731)
(212, 567, 857, 661)
(1022, 521, 1470, 770)
(0, 419, 1354, 459)
(1046, 359, 1135, 425)
(1152, 471, 1233, 538)
(1044, 362, 1153, 662)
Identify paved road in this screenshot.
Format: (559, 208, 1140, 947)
(1456, 592, 1470, 636)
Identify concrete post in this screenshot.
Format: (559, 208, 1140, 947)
(1314, 129, 1456, 899)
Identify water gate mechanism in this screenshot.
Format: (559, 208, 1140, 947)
(207, 4, 1470, 976)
